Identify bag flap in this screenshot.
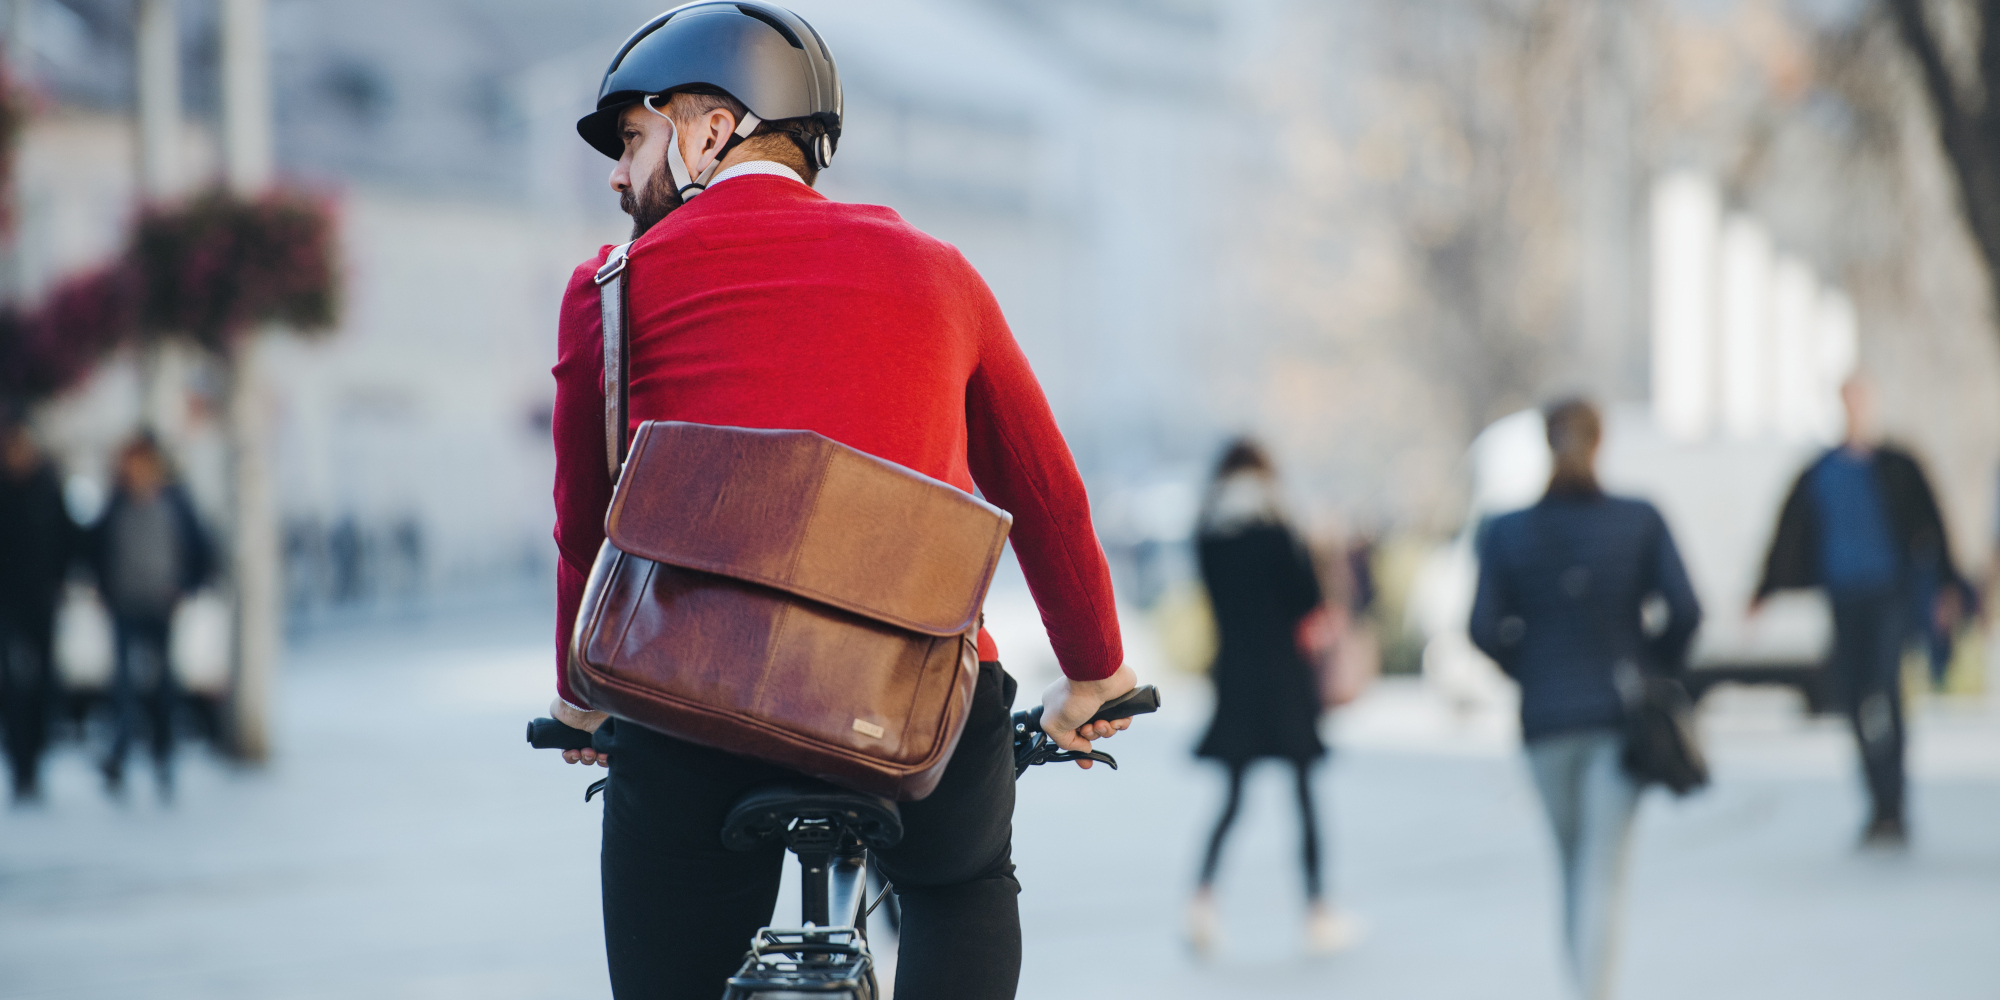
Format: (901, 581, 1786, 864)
(605, 422, 1012, 637)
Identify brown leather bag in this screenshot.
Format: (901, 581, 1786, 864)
(566, 243, 1013, 800)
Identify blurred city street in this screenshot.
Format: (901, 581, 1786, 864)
(3, 593, 1994, 1000)
(3, 2, 2000, 999)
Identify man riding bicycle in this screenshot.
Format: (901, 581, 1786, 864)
(545, 5, 1140, 997)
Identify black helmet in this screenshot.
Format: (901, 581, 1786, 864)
(577, 2, 842, 170)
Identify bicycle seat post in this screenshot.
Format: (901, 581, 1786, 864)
(789, 823, 872, 934)
(785, 819, 839, 929)
(829, 838, 868, 934)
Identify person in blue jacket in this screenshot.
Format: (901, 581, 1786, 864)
(1470, 398, 1701, 1000)
(1752, 376, 1963, 848)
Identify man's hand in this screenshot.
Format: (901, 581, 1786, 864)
(550, 698, 611, 767)
(1039, 663, 1141, 769)
(1934, 586, 1965, 635)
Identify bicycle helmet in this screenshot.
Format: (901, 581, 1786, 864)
(577, 2, 842, 195)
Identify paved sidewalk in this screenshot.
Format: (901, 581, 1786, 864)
(3, 599, 1996, 999)
(1016, 696, 2000, 1000)
(1, 602, 608, 1000)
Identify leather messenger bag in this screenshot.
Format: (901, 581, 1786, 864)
(567, 243, 1013, 801)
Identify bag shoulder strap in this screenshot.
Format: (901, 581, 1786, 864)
(594, 242, 635, 481)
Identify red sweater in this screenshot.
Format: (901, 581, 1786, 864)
(550, 174, 1123, 706)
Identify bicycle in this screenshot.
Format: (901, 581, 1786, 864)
(528, 684, 1160, 999)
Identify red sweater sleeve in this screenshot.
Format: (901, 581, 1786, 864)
(550, 248, 615, 707)
(961, 275, 1124, 682)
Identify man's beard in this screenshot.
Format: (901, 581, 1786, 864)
(623, 165, 683, 239)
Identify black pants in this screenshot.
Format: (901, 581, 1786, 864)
(1830, 593, 1909, 822)
(1, 608, 57, 796)
(107, 615, 178, 775)
(1197, 758, 1323, 900)
(601, 661, 1021, 1000)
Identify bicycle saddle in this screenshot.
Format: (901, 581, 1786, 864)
(721, 781, 905, 852)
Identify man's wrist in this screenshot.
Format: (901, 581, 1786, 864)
(1067, 663, 1136, 696)
(550, 696, 607, 732)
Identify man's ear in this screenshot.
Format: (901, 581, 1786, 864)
(701, 108, 737, 155)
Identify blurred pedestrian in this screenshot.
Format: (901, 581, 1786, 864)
(1989, 465, 1999, 630)
(1470, 398, 1701, 1000)
(1185, 438, 1354, 957)
(1753, 375, 1963, 848)
(1345, 533, 1378, 620)
(87, 432, 211, 798)
(0, 412, 78, 804)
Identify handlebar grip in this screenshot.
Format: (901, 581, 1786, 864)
(527, 717, 595, 751)
(1088, 685, 1161, 723)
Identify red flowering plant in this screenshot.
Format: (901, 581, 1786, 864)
(0, 187, 339, 408)
(0, 52, 339, 410)
(130, 187, 339, 349)
(0, 264, 142, 403)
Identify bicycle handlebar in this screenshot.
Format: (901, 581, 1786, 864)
(530, 683, 1163, 782)
(1011, 684, 1161, 776)
(526, 717, 598, 751)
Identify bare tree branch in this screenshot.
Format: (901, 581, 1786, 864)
(1887, 0, 1967, 125)
(1978, 0, 2000, 129)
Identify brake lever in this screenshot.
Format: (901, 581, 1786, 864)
(1013, 729, 1119, 777)
(1039, 747, 1120, 770)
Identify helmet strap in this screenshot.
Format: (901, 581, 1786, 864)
(647, 97, 762, 201)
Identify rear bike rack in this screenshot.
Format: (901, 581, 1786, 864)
(725, 927, 876, 999)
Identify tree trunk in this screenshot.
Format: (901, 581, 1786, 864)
(220, 0, 272, 192)
(224, 334, 277, 762)
(1887, 0, 2000, 336)
(7, 0, 31, 79)
(1, 0, 33, 303)
(135, 0, 181, 201)
(220, 0, 275, 761)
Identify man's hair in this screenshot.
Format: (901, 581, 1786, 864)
(665, 86, 829, 185)
(1211, 436, 1274, 483)
(1543, 396, 1602, 495)
(120, 428, 167, 465)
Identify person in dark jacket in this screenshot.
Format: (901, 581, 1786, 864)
(1186, 439, 1353, 957)
(88, 432, 212, 798)
(1752, 376, 1962, 848)
(0, 415, 78, 804)
(1471, 399, 1701, 1000)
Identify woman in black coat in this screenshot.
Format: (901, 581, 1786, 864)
(1186, 439, 1351, 956)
